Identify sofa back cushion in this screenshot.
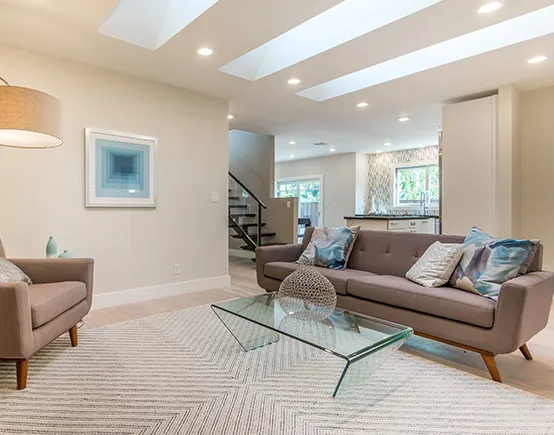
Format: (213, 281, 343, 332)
(301, 228, 544, 277)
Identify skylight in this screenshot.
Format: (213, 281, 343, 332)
(98, 0, 220, 50)
(218, 0, 444, 81)
(298, 4, 554, 101)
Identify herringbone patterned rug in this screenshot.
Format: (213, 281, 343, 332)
(1, 305, 553, 434)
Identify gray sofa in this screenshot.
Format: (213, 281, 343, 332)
(256, 228, 554, 382)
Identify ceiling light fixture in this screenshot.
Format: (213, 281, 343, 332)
(527, 55, 547, 64)
(287, 78, 301, 85)
(297, 4, 554, 101)
(227, 114, 234, 120)
(329, 148, 336, 152)
(356, 102, 369, 108)
(197, 47, 214, 56)
(376, 150, 382, 154)
(477, 1, 503, 14)
(384, 142, 392, 146)
(289, 155, 295, 159)
(289, 140, 296, 145)
(398, 117, 410, 122)
(0, 77, 62, 148)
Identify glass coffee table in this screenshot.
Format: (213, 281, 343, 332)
(211, 293, 413, 397)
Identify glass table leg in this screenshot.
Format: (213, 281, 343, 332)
(212, 306, 281, 352)
(332, 338, 408, 397)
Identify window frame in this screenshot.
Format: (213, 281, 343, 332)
(392, 160, 439, 210)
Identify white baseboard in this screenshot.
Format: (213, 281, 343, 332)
(229, 249, 255, 259)
(91, 275, 231, 311)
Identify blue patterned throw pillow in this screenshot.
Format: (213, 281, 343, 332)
(297, 226, 360, 270)
(449, 227, 536, 300)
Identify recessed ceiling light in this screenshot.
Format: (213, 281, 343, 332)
(287, 78, 301, 85)
(356, 102, 369, 108)
(398, 117, 410, 122)
(384, 142, 392, 146)
(297, 4, 554, 102)
(227, 114, 234, 120)
(477, 2, 503, 14)
(289, 140, 296, 145)
(197, 47, 214, 56)
(289, 155, 295, 159)
(329, 148, 336, 152)
(527, 55, 547, 64)
(376, 150, 382, 154)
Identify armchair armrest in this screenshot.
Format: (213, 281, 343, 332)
(494, 271, 554, 353)
(0, 283, 34, 359)
(255, 244, 304, 292)
(10, 258, 95, 311)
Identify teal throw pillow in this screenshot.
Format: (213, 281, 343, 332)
(449, 227, 537, 300)
(297, 226, 360, 270)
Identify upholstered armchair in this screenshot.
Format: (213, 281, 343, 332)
(0, 239, 94, 389)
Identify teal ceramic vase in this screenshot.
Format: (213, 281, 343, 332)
(46, 237, 57, 258)
(58, 250, 74, 259)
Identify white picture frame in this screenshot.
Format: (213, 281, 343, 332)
(85, 128, 157, 208)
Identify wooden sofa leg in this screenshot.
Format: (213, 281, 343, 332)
(519, 343, 533, 360)
(69, 324, 78, 347)
(481, 353, 501, 382)
(16, 359, 29, 390)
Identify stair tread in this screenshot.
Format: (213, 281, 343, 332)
(229, 205, 248, 208)
(241, 223, 266, 228)
(230, 213, 256, 218)
(228, 196, 241, 200)
(240, 242, 287, 251)
(231, 232, 276, 239)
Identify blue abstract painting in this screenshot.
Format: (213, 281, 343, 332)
(86, 129, 157, 207)
(96, 140, 150, 198)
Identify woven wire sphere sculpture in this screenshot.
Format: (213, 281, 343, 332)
(277, 266, 337, 320)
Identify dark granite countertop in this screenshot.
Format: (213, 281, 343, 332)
(344, 215, 437, 220)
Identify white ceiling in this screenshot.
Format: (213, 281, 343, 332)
(0, 0, 554, 162)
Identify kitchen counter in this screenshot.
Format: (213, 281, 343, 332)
(345, 215, 437, 234)
(344, 215, 436, 220)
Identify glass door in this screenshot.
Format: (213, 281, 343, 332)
(277, 178, 322, 240)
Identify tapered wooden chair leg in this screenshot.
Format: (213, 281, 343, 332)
(69, 324, 78, 347)
(16, 359, 29, 390)
(519, 343, 533, 360)
(481, 353, 501, 382)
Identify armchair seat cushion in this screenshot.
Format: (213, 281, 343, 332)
(29, 282, 87, 328)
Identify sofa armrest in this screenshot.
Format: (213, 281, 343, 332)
(494, 271, 554, 352)
(0, 283, 34, 359)
(10, 258, 95, 311)
(255, 244, 304, 291)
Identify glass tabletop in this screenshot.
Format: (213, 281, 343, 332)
(211, 293, 413, 362)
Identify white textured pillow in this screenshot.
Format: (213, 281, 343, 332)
(0, 258, 32, 284)
(406, 242, 464, 288)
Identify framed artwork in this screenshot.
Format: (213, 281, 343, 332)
(85, 128, 157, 208)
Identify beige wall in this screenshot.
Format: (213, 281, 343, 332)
(0, 45, 229, 296)
(521, 85, 554, 269)
(229, 130, 275, 204)
(265, 198, 299, 244)
(275, 153, 357, 227)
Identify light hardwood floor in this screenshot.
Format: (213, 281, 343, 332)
(85, 257, 554, 400)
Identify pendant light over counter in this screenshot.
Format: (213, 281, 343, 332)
(0, 76, 62, 148)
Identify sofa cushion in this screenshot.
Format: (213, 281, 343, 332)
(29, 281, 87, 328)
(264, 262, 375, 295)
(347, 276, 496, 328)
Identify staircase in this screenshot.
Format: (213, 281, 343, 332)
(228, 172, 285, 256)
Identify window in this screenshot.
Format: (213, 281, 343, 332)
(394, 163, 439, 207)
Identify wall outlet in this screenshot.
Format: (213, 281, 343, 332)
(210, 192, 220, 203)
(173, 264, 181, 275)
